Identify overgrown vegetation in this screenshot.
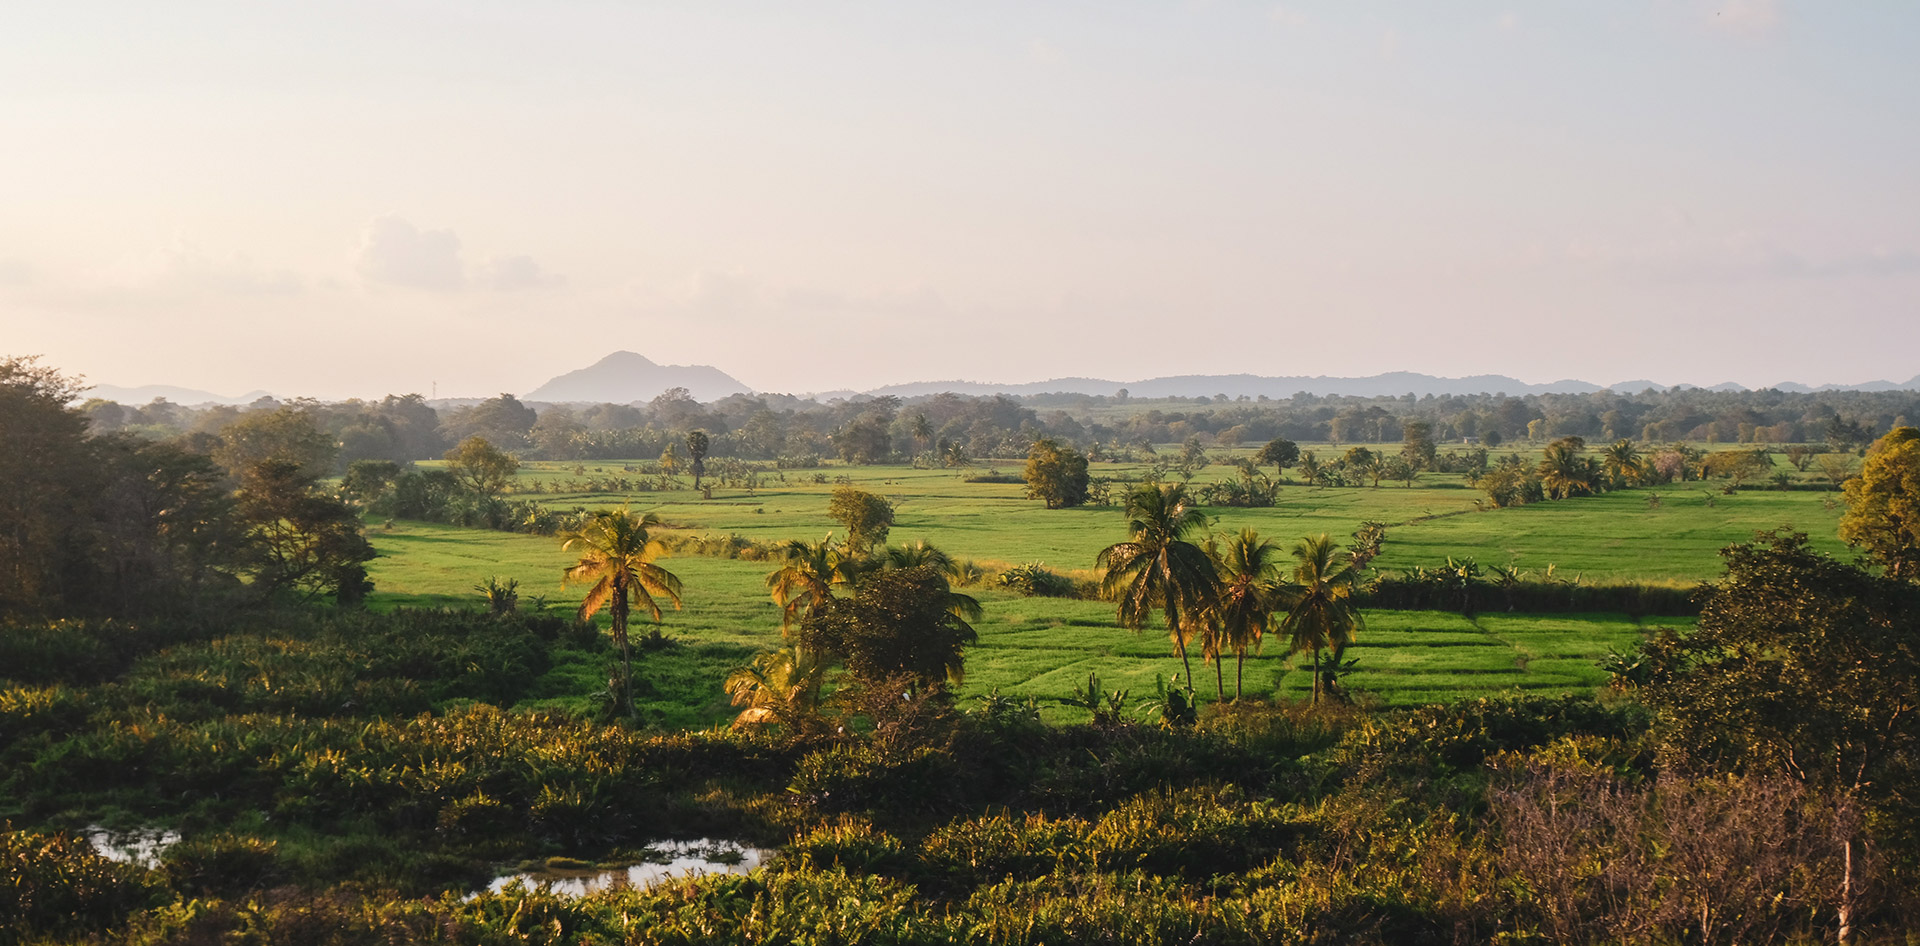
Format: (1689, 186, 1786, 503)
(11, 354, 1920, 943)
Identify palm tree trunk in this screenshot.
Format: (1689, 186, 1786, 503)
(613, 582, 633, 716)
(1311, 646, 1322, 705)
(1176, 638, 1194, 694)
(1214, 654, 1224, 701)
(1234, 650, 1244, 702)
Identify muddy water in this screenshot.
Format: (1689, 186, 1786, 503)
(85, 826, 180, 868)
(485, 839, 774, 897)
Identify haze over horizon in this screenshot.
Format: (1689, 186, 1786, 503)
(6, 2, 1918, 400)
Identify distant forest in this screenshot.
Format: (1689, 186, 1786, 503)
(79, 384, 1920, 468)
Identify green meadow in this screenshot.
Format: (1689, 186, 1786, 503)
(363, 448, 1836, 722)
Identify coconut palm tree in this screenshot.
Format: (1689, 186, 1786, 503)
(561, 509, 683, 716)
(1096, 482, 1220, 693)
(910, 412, 935, 454)
(1600, 439, 1647, 490)
(1277, 533, 1365, 705)
(882, 538, 957, 577)
(1538, 439, 1601, 499)
(765, 534, 859, 634)
(725, 646, 828, 733)
(1209, 528, 1283, 701)
(881, 538, 982, 623)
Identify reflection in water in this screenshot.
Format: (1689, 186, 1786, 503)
(486, 839, 773, 897)
(86, 826, 181, 868)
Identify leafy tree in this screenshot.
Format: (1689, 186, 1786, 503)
(1702, 448, 1771, 490)
(212, 406, 338, 480)
(1023, 438, 1091, 509)
(795, 565, 978, 689)
(0, 356, 95, 612)
(1208, 528, 1281, 701)
(827, 486, 894, 553)
(1277, 533, 1365, 704)
(441, 393, 538, 450)
(685, 430, 710, 491)
(834, 417, 891, 465)
(1254, 438, 1299, 479)
(341, 459, 404, 507)
(1096, 483, 1220, 692)
(233, 460, 376, 605)
(443, 436, 519, 499)
(561, 509, 684, 715)
(1400, 421, 1436, 470)
(1639, 531, 1920, 937)
(1840, 426, 1920, 579)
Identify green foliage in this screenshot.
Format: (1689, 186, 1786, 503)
(1840, 426, 1920, 579)
(996, 562, 1075, 597)
(0, 826, 165, 945)
(826, 486, 895, 552)
(1639, 530, 1920, 821)
(233, 459, 376, 604)
(1023, 438, 1091, 509)
(797, 566, 979, 689)
(443, 435, 521, 500)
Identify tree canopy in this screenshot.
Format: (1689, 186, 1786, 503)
(827, 486, 895, 553)
(1841, 426, 1920, 580)
(1023, 437, 1090, 509)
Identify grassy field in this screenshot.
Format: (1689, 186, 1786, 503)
(363, 445, 1834, 722)
(486, 449, 1847, 581)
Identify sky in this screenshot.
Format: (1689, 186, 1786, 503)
(4, 1, 1918, 400)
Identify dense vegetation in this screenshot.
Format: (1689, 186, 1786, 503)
(7, 354, 1920, 943)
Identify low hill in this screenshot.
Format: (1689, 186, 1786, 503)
(523, 351, 751, 404)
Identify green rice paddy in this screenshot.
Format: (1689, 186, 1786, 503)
(365, 451, 1839, 721)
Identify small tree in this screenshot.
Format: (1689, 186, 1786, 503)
(444, 436, 519, 499)
(1023, 437, 1091, 509)
(827, 486, 894, 553)
(1840, 427, 1920, 580)
(1254, 438, 1299, 479)
(685, 430, 710, 491)
(796, 565, 979, 690)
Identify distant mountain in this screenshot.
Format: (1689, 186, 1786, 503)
(865, 371, 1920, 400)
(865, 372, 1607, 400)
(85, 384, 273, 406)
(524, 351, 751, 404)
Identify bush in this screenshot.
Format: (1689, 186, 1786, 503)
(0, 827, 165, 944)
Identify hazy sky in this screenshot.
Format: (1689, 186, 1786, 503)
(5, 1, 1918, 399)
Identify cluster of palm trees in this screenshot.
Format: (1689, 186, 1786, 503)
(1482, 438, 1654, 507)
(728, 534, 982, 730)
(1096, 483, 1366, 705)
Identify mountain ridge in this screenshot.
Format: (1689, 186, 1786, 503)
(521, 351, 751, 404)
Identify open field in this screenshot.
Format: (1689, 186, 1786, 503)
(361, 448, 1833, 720)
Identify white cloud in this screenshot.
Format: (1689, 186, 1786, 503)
(355, 216, 465, 290)
(482, 254, 562, 291)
